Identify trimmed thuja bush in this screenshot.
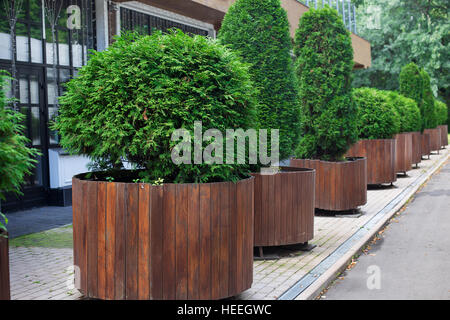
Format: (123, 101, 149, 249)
(435, 99, 448, 126)
(53, 31, 258, 183)
(399, 63, 423, 108)
(218, 0, 299, 160)
(420, 69, 438, 129)
(0, 73, 39, 211)
(383, 91, 422, 133)
(353, 88, 400, 140)
(294, 6, 357, 161)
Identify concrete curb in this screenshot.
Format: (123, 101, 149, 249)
(295, 149, 450, 300)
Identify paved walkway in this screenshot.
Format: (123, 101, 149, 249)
(7, 146, 450, 300)
(4, 206, 72, 239)
(319, 159, 450, 300)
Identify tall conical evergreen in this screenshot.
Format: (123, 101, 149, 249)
(420, 69, 438, 129)
(218, 0, 300, 160)
(399, 63, 425, 130)
(294, 6, 357, 161)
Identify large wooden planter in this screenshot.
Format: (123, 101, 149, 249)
(0, 231, 10, 300)
(423, 128, 442, 152)
(345, 139, 396, 185)
(289, 158, 367, 211)
(252, 167, 315, 247)
(409, 131, 422, 166)
(438, 125, 448, 147)
(421, 132, 431, 157)
(72, 175, 254, 300)
(394, 133, 412, 174)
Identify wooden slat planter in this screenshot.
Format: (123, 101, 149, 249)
(72, 175, 254, 300)
(251, 167, 315, 247)
(394, 133, 413, 174)
(438, 125, 448, 147)
(409, 131, 422, 166)
(0, 232, 10, 300)
(345, 139, 396, 185)
(289, 158, 367, 211)
(423, 128, 442, 152)
(421, 132, 431, 157)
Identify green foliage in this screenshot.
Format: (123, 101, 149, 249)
(294, 6, 357, 161)
(352, 0, 449, 106)
(421, 69, 438, 129)
(0, 73, 39, 203)
(53, 31, 258, 184)
(353, 88, 399, 140)
(435, 99, 448, 126)
(218, 0, 300, 160)
(399, 63, 423, 107)
(383, 91, 422, 133)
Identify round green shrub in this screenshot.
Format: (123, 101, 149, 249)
(435, 99, 448, 126)
(353, 88, 400, 140)
(218, 0, 300, 160)
(294, 6, 357, 161)
(0, 73, 39, 202)
(53, 31, 258, 184)
(399, 62, 423, 108)
(420, 69, 438, 129)
(383, 91, 422, 133)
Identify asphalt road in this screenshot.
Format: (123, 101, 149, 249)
(321, 158, 450, 300)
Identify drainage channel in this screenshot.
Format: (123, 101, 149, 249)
(278, 158, 443, 300)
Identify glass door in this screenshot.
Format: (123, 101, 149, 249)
(1, 64, 49, 211)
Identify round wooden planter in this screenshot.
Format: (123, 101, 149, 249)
(345, 139, 396, 185)
(72, 175, 254, 300)
(438, 125, 448, 147)
(251, 167, 315, 247)
(423, 128, 442, 152)
(408, 131, 422, 166)
(289, 158, 367, 211)
(421, 132, 431, 157)
(394, 133, 412, 173)
(0, 231, 10, 301)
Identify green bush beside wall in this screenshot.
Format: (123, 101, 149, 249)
(54, 31, 258, 184)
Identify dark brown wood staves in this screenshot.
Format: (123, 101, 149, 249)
(394, 133, 412, 173)
(72, 175, 254, 300)
(289, 158, 367, 211)
(346, 139, 396, 185)
(252, 167, 315, 247)
(0, 232, 10, 300)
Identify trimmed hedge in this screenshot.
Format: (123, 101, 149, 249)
(0, 72, 39, 200)
(435, 99, 448, 126)
(353, 88, 400, 140)
(420, 69, 438, 129)
(399, 62, 423, 108)
(383, 91, 422, 133)
(53, 31, 258, 184)
(218, 0, 300, 160)
(294, 6, 357, 161)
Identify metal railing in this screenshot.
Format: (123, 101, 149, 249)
(302, 0, 357, 34)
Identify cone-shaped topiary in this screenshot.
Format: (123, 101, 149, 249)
(383, 91, 422, 133)
(435, 99, 448, 126)
(353, 88, 400, 140)
(0, 72, 39, 202)
(294, 6, 357, 161)
(420, 69, 438, 129)
(218, 0, 300, 160)
(399, 63, 426, 131)
(53, 31, 258, 184)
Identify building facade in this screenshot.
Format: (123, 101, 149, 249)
(0, 0, 370, 212)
